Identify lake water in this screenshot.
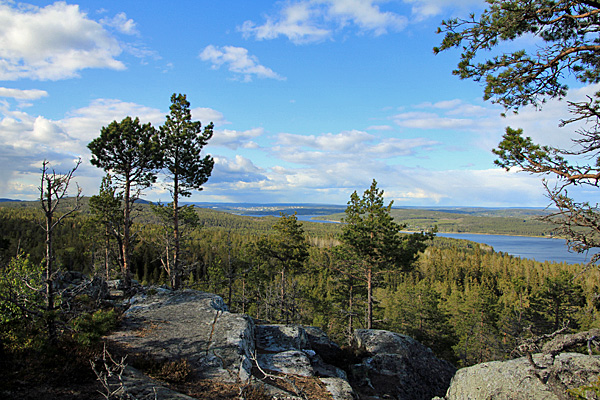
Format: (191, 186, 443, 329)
(437, 233, 594, 265)
(253, 214, 595, 265)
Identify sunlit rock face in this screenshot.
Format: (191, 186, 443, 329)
(441, 352, 600, 400)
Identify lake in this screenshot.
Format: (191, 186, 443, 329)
(437, 233, 594, 265)
(255, 214, 595, 265)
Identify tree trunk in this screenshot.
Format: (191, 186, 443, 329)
(281, 267, 287, 323)
(122, 178, 132, 289)
(104, 226, 110, 280)
(44, 178, 56, 343)
(367, 265, 373, 329)
(348, 284, 354, 344)
(227, 233, 233, 308)
(172, 171, 181, 290)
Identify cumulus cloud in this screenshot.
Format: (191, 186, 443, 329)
(382, 167, 548, 206)
(60, 98, 164, 143)
(325, 0, 407, 34)
(272, 129, 439, 166)
(0, 87, 48, 100)
(240, 0, 407, 44)
(199, 45, 285, 82)
(367, 124, 394, 131)
(209, 155, 267, 184)
(210, 128, 263, 150)
(240, 2, 330, 44)
(391, 84, 600, 152)
(277, 130, 373, 151)
(191, 107, 228, 126)
(0, 97, 168, 199)
(502, 84, 600, 150)
(0, 108, 83, 199)
(0, 2, 126, 80)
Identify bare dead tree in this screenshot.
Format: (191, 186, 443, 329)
(39, 158, 82, 342)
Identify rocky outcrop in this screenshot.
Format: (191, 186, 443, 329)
(254, 324, 354, 399)
(107, 289, 255, 382)
(350, 329, 457, 400)
(107, 289, 457, 400)
(438, 352, 600, 400)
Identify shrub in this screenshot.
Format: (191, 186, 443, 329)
(70, 308, 119, 346)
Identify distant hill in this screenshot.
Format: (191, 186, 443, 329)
(184, 202, 347, 216)
(0, 198, 554, 237)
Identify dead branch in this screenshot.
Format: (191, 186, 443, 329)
(90, 344, 130, 399)
(250, 351, 308, 400)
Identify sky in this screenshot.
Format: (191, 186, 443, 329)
(0, 0, 598, 207)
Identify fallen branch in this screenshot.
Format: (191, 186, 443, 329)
(90, 344, 130, 399)
(250, 351, 308, 400)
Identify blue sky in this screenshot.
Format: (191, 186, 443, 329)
(1, 0, 598, 207)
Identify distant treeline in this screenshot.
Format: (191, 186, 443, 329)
(324, 207, 555, 237)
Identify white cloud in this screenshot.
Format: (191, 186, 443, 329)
(369, 138, 438, 156)
(210, 155, 267, 184)
(367, 124, 394, 131)
(60, 99, 164, 144)
(393, 111, 481, 130)
(210, 128, 263, 150)
(324, 0, 407, 34)
(403, 0, 485, 20)
(240, 0, 407, 44)
(502, 84, 600, 150)
(0, 2, 126, 80)
(100, 12, 138, 35)
(240, 2, 331, 44)
(0, 87, 48, 100)
(277, 130, 373, 151)
(383, 167, 547, 206)
(191, 107, 228, 126)
(199, 45, 285, 82)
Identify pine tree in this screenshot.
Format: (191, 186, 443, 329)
(159, 93, 214, 289)
(89, 174, 123, 280)
(255, 213, 309, 323)
(88, 116, 162, 288)
(337, 179, 432, 328)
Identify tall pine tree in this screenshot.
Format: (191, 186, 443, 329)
(158, 93, 214, 289)
(338, 179, 432, 329)
(88, 116, 162, 288)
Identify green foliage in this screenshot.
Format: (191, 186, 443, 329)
(435, 0, 599, 111)
(88, 116, 163, 287)
(528, 271, 586, 333)
(254, 213, 309, 323)
(0, 254, 44, 325)
(256, 212, 309, 274)
(436, 0, 600, 266)
(88, 116, 163, 191)
(160, 93, 214, 198)
(569, 377, 600, 399)
(153, 93, 214, 290)
(0, 254, 47, 350)
(3, 199, 600, 366)
(70, 308, 119, 346)
(88, 174, 123, 278)
(336, 179, 433, 328)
